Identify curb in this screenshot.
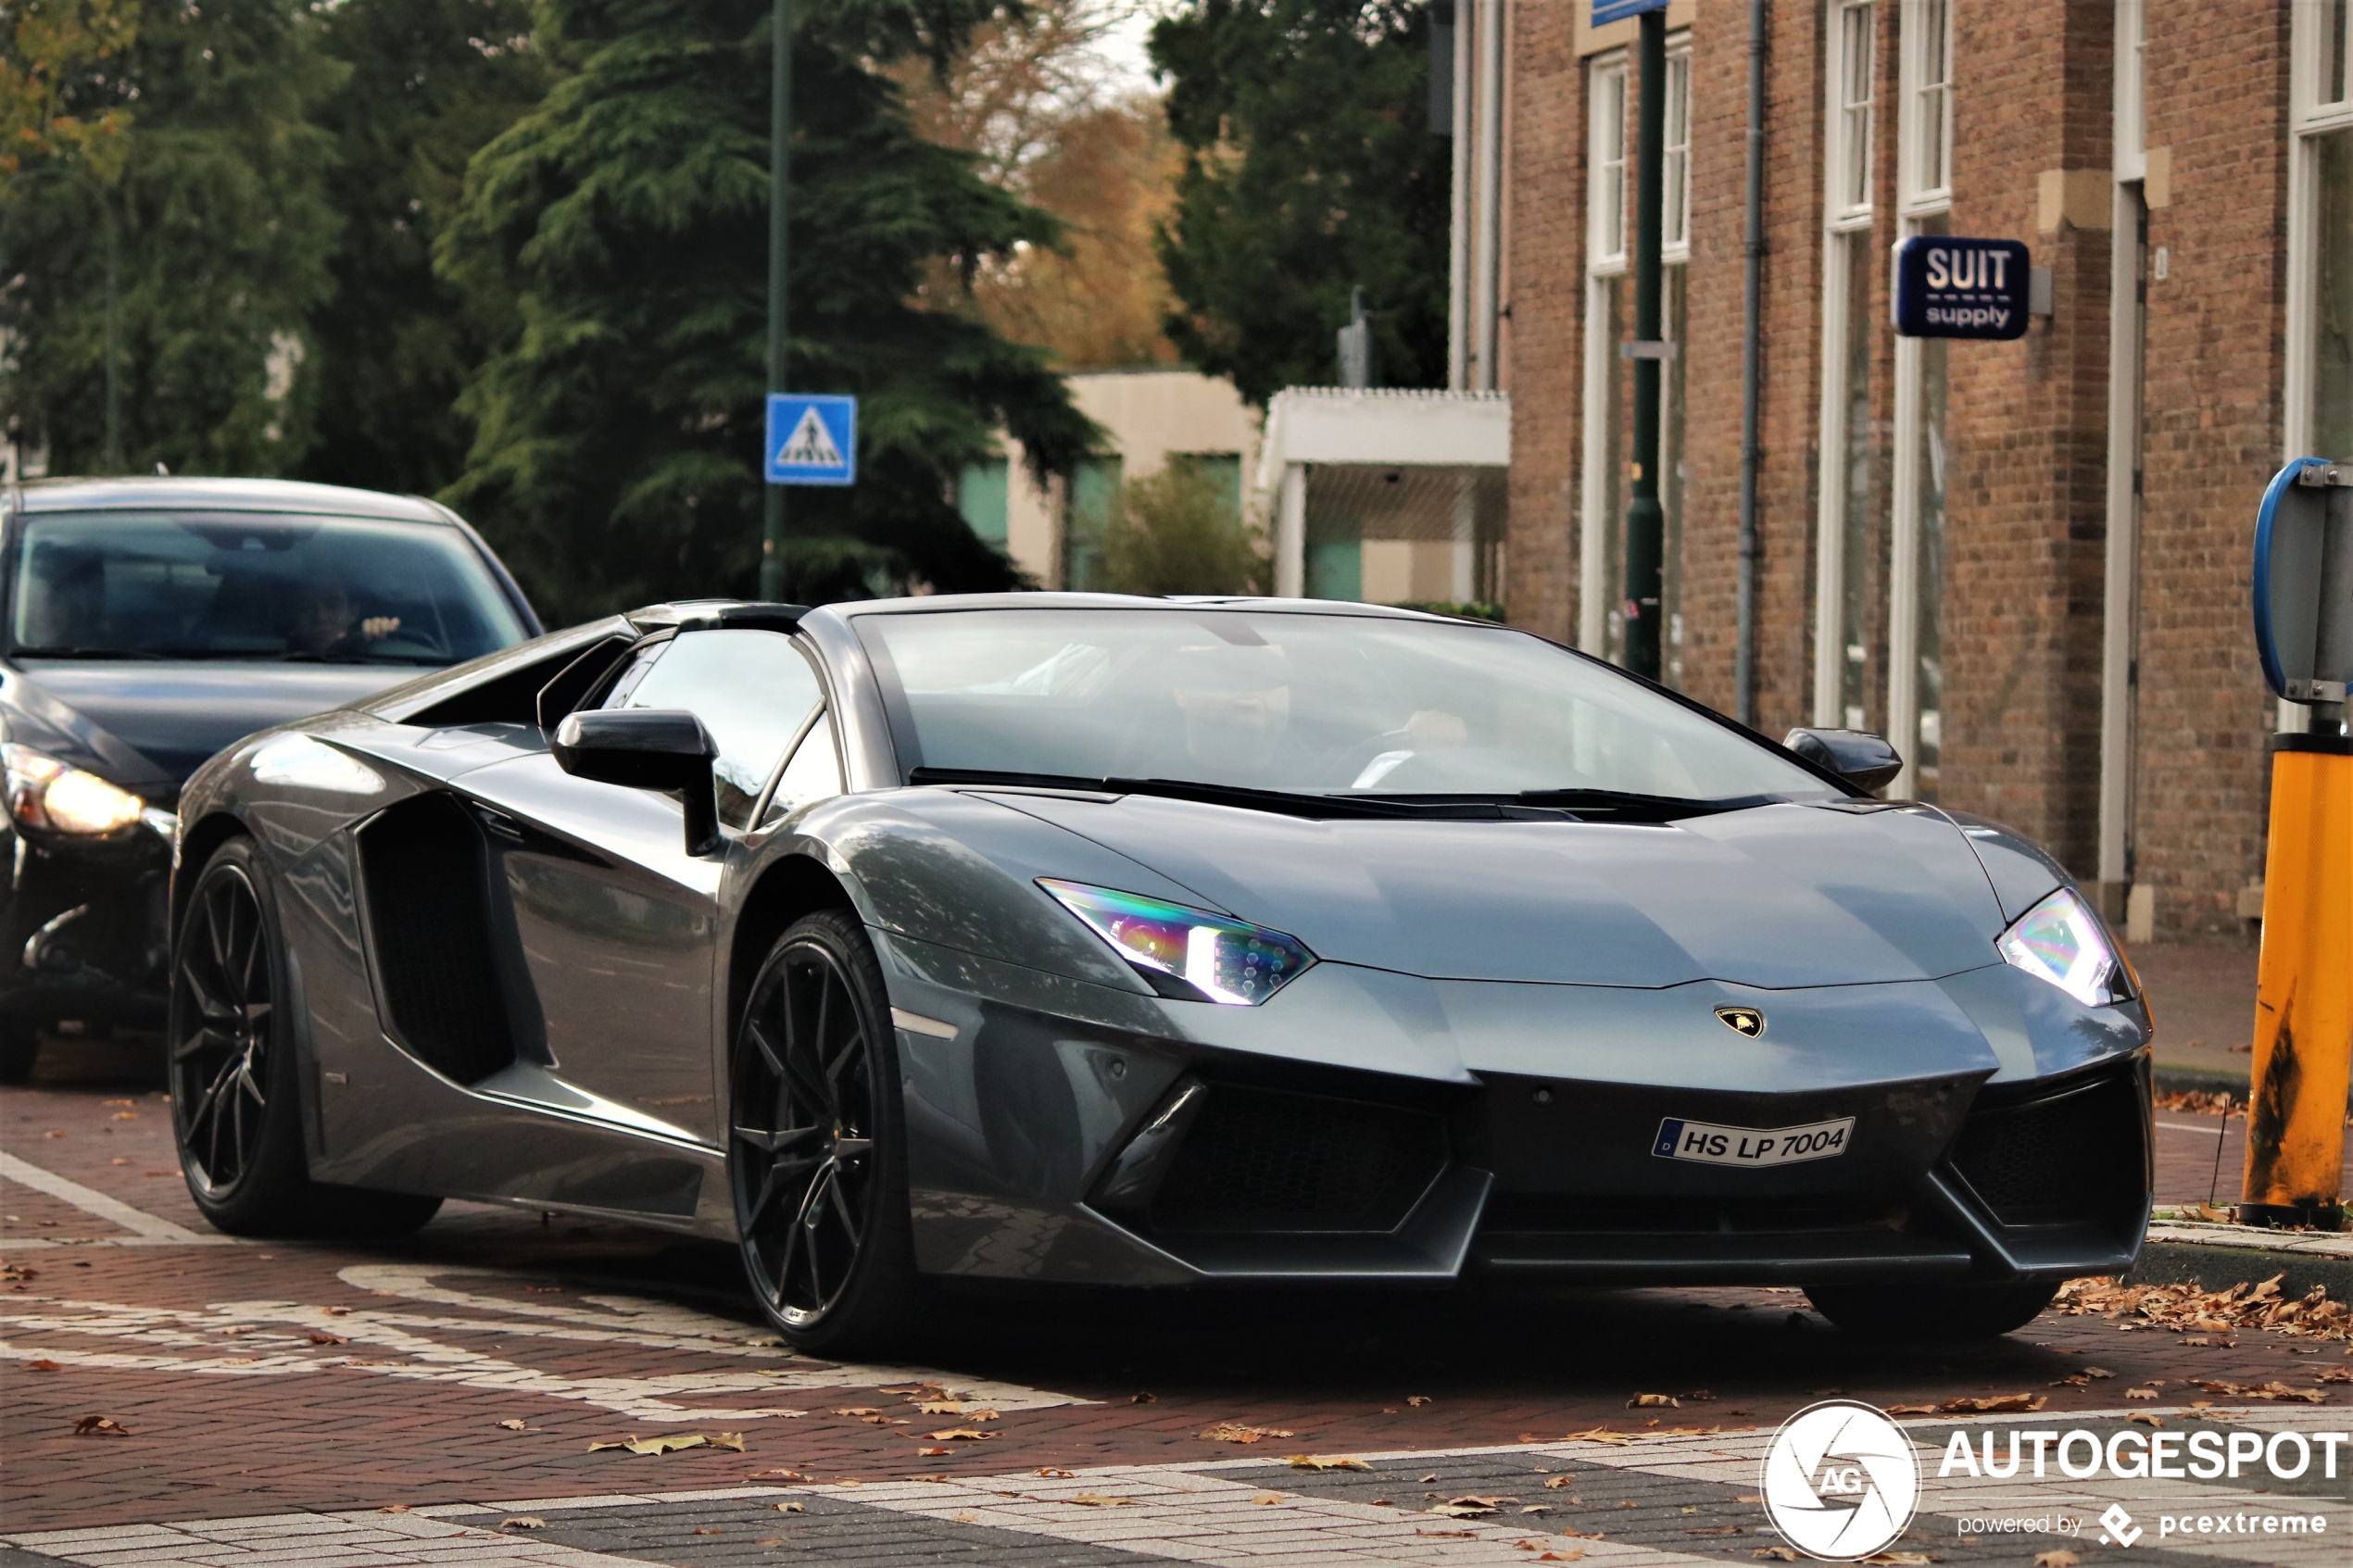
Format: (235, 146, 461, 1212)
(2124, 1225, 2353, 1301)
(2152, 1065, 2250, 1098)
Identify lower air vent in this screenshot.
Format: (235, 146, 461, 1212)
(1148, 1085, 1447, 1235)
(359, 794, 516, 1085)
(1948, 1071, 2144, 1228)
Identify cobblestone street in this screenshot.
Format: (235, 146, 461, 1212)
(6, 1052, 2350, 1566)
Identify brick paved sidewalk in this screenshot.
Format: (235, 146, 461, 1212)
(7, 1055, 2352, 1566)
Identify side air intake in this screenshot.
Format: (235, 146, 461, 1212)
(358, 793, 516, 1085)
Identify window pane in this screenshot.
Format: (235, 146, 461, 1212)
(764, 711, 841, 824)
(1838, 232, 1876, 731)
(2316, 128, 2353, 458)
(1664, 55, 1691, 248)
(2328, 0, 2350, 107)
(958, 459, 1010, 546)
(1063, 456, 1124, 591)
(613, 629, 822, 829)
(1596, 274, 1628, 664)
(9, 511, 527, 663)
(1916, 0, 1949, 194)
(1842, 3, 1877, 210)
(1661, 266, 1688, 691)
(858, 608, 1839, 801)
(1595, 67, 1628, 261)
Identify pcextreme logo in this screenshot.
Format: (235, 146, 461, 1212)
(1761, 1401, 1922, 1561)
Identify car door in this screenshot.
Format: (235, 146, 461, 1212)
(452, 628, 824, 1144)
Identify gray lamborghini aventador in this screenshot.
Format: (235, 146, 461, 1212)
(168, 596, 2153, 1350)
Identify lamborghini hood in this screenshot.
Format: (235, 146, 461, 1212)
(988, 793, 2025, 990)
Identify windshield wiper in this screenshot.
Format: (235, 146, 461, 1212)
(905, 767, 1530, 821)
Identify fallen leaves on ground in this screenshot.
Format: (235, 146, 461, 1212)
(1543, 1475, 1578, 1489)
(750, 1469, 812, 1484)
(2320, 1367, 2353, 1384)
(499, 1518, 546, 1531)
(1559, 1427, 1635, 1445)
(1198, 1422, 1293, 1443)
(691, 1525, 722, 1536)
(2082, 1366, 2113, 1378)
(1534, 1551, 1583, 1563)
(588, 1434, 720, 1456)
(377, 1505, 409, 1515)
(1130, 1391, 1156, 1404)
(1628, 1393, 1680, 1408)
(308, 1333, 348, 1346)
(1252, 1494, 1284, 1506)
(1755, 1549, 1798, 1562)
(917, 1446, 953, 1457)
(834, 1407, 882, 1416)
(1035, 1468, 1075, 1478)
(1937, 1393, 2045, 1413)
(27, 1359, 59, 1372)
(1286, 1455, 1371, 1471)
(497, 1419, 529, 1432)
(1407, 1395, 1433, 1406)
(1884, 1403, 1938, 1415)
(2034, 1551, 2079, 1567)
(1862, 1554, 1931, 1565)
(2125, 1386, 2158, 1399)
(72, 1416, 130, 1436)
(2188, 1378, 2329, 1404)
(924, 1429, 1000, 1441)
(1067, 1494, 1136, 1508)
(2130, 1412, 2164, 1426)
(1427, 1495, 1517, 1518)
(2054, 1273, 2347, 1341)
(1686, 1525, 1743, 1537)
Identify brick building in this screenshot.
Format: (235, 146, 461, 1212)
(1478, 0, 2350, 943)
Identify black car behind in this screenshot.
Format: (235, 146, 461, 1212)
(0, 477, 539, 1079)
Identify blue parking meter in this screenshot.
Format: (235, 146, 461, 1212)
(2253, 458, 2353, 707)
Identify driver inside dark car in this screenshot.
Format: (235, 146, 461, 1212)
(285, 574, 401, 658)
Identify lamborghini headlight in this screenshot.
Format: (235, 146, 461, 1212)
(4, 744, 149, 835)
(1997, 886, 2130, 1007)
(1039, 879, 1315, 1005)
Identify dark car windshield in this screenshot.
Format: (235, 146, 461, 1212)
(7, 510, 529, 665)
(859, 608, 1840, 803)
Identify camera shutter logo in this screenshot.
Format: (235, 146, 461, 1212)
(1759, 1400, 1920, 1561)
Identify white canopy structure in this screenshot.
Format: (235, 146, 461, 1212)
(1254, 388, 1512, 605)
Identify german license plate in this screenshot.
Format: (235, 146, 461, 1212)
(1653, 1115, 1855, 1168)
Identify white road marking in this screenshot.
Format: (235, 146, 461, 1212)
(1, 1507, 654, 1566)
(0, 1261, 1087, 1422)
(0, 1149, 221, 1244)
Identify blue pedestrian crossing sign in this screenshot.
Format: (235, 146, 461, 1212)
(765, 395, 857, 486)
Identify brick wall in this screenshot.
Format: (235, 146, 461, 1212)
(1502, 0, 2295, 945)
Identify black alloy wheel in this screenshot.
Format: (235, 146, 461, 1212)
(172, 853, 280, 1201)
(170, 836, 442, 1238)
(730, 909, 918, 1353)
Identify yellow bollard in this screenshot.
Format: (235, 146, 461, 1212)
(2238, 734, 2353, 1229)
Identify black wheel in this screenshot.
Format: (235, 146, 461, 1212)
(170, 837, 441, 1239)
(0, 1020, 38, 1085)
(1805, 1278, 2060, 1341)
(730, 909, 921, 1356)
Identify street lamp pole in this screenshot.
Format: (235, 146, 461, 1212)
(760, 0, 791, 601)
(1623, 7, 1667, 682)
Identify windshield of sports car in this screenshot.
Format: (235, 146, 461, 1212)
(7, 510, 529, 664)
(860, 608, 1841, 803)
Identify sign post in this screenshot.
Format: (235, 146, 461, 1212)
(761, 0, 793, 600)
(2240, 458, 2353, 1231)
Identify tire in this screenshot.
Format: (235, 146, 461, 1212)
(170, 837, 441, 1240)
(1805, 1278, 2060, 1342)
(0, 1020, 38, 1085)
(729, 909, 924, 1357)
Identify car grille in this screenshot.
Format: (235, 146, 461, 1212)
(1148, 1085, 1447, 1235)
(1947, 1070, 2145, 1227)
(1480, 1194, 1906, 1236)
(359, 793, 516, 1086)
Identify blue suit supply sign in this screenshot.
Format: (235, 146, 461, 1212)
(1893, 235, 2032, 341)
(765, 395, 857, 486)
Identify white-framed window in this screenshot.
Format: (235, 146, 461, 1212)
(2289, 0, 2353, 466)
(1898, 0, 1951, 213)
(1887, 0, 1952, 798)
(1578, 42, 1692, 681)
(1663, 44, 1692, 257)
(1589, 57, 1629, 270)
(2114, 0, 2145, 182)
(2096, 0, 2150, 902)
(1812, 1, 1878, 728)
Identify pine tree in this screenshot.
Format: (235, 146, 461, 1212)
(438, 0, 1098, 620)
(0, 0, 346, 476)
(1148, 0, 1449, 405)
(294, 0, 551, 496)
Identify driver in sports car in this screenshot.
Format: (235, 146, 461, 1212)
(1169, 639, 1467, 784)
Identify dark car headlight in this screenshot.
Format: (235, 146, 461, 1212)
(1997, 886, 2129, 1007)
(1038, 879, 1315, 1005)
(3, 744, 169, 837)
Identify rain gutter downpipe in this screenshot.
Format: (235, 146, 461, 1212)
(1735, 0, 1765, 728)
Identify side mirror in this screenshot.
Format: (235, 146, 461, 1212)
(552, 709, 721, 855)
(1783, 727, 1904, 794)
